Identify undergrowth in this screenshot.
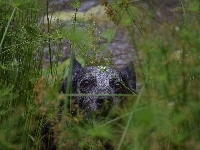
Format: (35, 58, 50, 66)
(0, 0, 200, 149)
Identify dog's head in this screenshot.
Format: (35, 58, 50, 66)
(62, 58, 136, 112)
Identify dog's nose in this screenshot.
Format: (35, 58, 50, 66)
(96, 96, 113, 109)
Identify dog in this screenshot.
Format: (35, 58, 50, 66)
(40, 57, 136, 150)
(61, 57, 137, 114)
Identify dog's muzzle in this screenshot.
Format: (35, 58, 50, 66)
(96, 96, 113, 109)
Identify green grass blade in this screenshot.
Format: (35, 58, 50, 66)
(117, 86, 144, 150)
(0, 7, 16, 53)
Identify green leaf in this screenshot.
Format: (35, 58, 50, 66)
(100, 28, 116, 43)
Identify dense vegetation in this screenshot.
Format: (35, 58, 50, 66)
(0, 0, 200, 149)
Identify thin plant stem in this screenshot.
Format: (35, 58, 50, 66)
(117, 85, 144, 150)
(46, 0, 53, 75)
(0, 7, 16, 53)
(58, 5, 78, 149)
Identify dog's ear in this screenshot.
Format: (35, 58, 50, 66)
(61, 58, 83, 93)
(120, 61, 137, 93)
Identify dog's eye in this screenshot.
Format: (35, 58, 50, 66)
(80, 79, 90, 88)
(114, 81, 122, 89)
(110, 79, 123, 91)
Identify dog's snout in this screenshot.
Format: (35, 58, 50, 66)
(96, 96, 113, 109)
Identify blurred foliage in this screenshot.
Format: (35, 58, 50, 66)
(0, 0, 44, 149)
(0, 0, 200, 149)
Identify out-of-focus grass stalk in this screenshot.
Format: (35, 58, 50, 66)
(0, 7, 16, 53)
(46, 0, 53, 75)
(117, 86, 144, 150)
(57, 2, 78, 149)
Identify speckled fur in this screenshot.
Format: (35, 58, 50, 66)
(62, 59, 136, 113)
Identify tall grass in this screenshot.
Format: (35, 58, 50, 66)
(0, 0, 44, 149)
(0, 0, 200, 149)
